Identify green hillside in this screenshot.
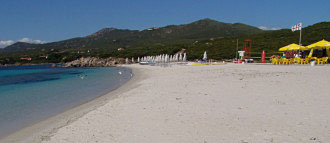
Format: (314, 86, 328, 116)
(185, 22, 330, 60)
(0, 18, 263, 53)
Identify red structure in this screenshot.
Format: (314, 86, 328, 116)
(243, 40, 251, 59)
(261, 50, 265, 63)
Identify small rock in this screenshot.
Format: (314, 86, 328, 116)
(241, 140, 248, 143)
(310, 137, 317, 140)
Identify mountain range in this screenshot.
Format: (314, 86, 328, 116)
(0, 18, 263, 53)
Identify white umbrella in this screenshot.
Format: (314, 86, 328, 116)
(125, 58, 129, 64)
(179, 54, 182, 61)
(165, 54, 169, 63)
(131, 57, 134, 63)
(203, 51, 207, 61)
(137, 57, 140, 63)
(162, 54, 166, 62)
(183, 53, 187, 62)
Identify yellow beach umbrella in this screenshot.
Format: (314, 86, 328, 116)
(279, 47, 288, 51)
(279, 43, 305, 51)
(300, 46, 308, 51)
(306, 40, 330, 49)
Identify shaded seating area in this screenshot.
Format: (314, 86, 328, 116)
(271, 40, 330, 65)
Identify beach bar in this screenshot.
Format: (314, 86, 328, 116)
(272, 40, 330, 65)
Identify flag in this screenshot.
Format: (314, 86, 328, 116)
(291, 22, 302, 32)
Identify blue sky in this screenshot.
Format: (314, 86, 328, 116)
(0, 0, 329, 47)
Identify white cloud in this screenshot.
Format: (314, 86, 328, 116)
(0, 40, 15, 48)
(258, 25, 281, 30)
(18, 38, 46, 44)
(0, 38, 46, 48)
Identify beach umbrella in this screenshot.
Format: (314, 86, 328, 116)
(183, 53, 187, 62)
(279, 43, 305, 51)
(165, 54, 168, 63)
(137, 57, 140, 62)
(269, 55, 280, 58)
(178, 54, 182, 61)
(299, 46, 308, 51)
(306, 40, 330, 49)
(278, 47, 288, 52)
(125, 58, 129, 64)
(167, 54, 170, 63)
(131, 57, 134, 63)
(203, 51, 207, 60)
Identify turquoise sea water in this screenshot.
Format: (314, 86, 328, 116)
(0, 65, 131, 138)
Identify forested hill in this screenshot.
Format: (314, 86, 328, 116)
(184, 21, 330, 60)
(0, 18, 263, 53)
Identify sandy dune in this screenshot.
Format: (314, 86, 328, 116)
(5, 63, 330, 143)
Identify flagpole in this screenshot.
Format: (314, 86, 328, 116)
(299, 22, 302, 45)
(236, 39, 238, 60)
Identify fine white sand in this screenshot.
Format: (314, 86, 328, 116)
(3, 63, 330, 143)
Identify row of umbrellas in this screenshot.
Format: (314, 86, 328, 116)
(125, 51, 209, 64)
(126, 53, 187, 64)
(279, 40, 330, 51)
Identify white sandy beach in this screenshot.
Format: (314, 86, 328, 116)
(2, 63, 330, 143)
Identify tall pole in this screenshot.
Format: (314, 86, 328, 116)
(236, 39, 238, 60)
(299, 22, 302, 45)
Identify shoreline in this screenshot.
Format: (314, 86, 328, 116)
(0, 63, 59, 67)
(0, 65, 144, 143)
